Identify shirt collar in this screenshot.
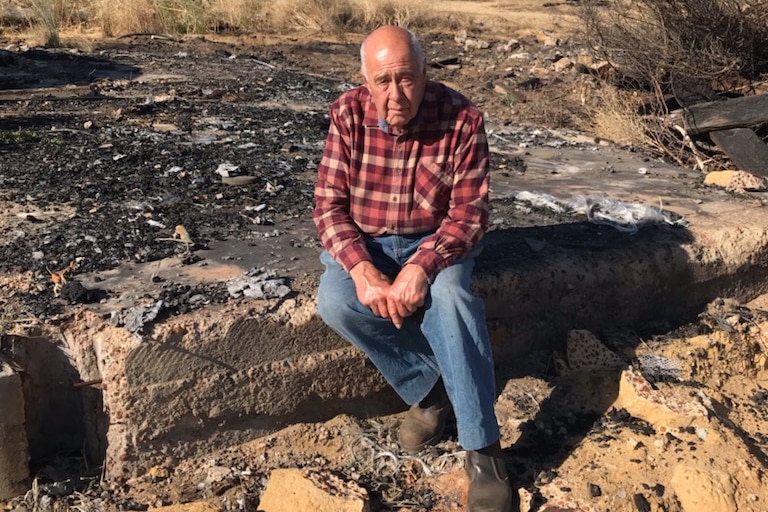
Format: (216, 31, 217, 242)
(377, 107, 424, 134)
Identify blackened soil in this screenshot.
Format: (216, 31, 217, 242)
(0, 30, 733, 323)
(0, 32, 588, 320)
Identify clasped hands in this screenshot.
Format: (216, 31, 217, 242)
(349, 261, 429, 329)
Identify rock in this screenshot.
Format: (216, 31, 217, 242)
(531, 30, 560, 47)
(464, 38, 491, 50)
(670, 465, 737, 512)
(431, 471, 469, 507)
(704, 169, 768, 193)
(508, 52, 533, 61)
(565, 329, 623, 372)
(704, 170, 738, 188)
(728, 171, 766, 193)
(60, 279, 106, 304)
(536, 477, 595, 511)
(613, 367, 708, 428)
(553, 57, 575, 73)
(226, 268, 292, 299)
(497, 39, 521, 53)
(259, 468, 369, 512)
(517, 77, 543, 91)
(589, 60, 613, 79)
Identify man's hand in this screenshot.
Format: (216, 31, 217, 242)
(350, 262, 430, 329)
(387, 264, 429, 329)
(349, 261, 393, 320)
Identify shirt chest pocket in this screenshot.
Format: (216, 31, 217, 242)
(413, 160, 453, 213)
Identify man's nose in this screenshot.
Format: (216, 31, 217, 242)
(387, 80, 403, 100)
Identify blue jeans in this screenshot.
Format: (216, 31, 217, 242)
(316, 233, 500, 450)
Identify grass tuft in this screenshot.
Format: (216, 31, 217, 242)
(30, 0, 61, 47)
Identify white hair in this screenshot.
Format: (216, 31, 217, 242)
(360, 27, 426, 79)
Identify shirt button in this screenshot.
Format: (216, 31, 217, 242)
(392, 196, 398, 202)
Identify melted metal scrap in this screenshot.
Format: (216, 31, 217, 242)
(513, 191, 688, 234)
(637, 353, 683, 383)
(227, 267, 292, 299)
(111, 300, 165, 335)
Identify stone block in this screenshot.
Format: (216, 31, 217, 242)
(62, 300, 395, 480)
(259, 468, 369, 512)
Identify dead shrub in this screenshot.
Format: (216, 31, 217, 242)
(580, 0, 768, 91)
(578, 0, 768, 166)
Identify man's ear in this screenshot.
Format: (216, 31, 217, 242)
(360, 71, 369, 87)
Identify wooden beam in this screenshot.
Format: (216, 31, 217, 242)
(684, 94, 768, 135)
(709, 128, 768, 177)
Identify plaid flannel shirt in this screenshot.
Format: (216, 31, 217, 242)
(313, 80, 490, 280)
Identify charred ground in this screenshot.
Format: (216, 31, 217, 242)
(3, 28, 765, 512)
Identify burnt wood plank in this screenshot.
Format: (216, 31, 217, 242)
(684, 94, 768, 135)
(709, 128, 768, 177)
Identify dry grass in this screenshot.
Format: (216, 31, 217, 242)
(587, 85, 650, 148)
(268, 0, 441, 34)
(94, 0, 158, 36)
(29, 0, 61, 46)
(9, 0, 448, 37)
(583, 82, 721, 168)
(206, 0, 267, 31)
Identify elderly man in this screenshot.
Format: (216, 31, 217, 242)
(313, 25, 512, 511)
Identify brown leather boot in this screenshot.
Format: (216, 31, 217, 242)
(466, 440, 513, 512)
(397, 379, 451, 453)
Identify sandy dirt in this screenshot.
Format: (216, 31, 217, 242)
(2, 1, 768, 511)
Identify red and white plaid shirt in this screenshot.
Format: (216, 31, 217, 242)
(313, 80, 490, 279)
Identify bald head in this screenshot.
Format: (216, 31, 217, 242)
(358, 26, 428, 134)
(360, 25, 426, 80)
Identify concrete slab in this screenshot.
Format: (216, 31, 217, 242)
(21, 126, 768, 479)
(0, 366, 28, 500)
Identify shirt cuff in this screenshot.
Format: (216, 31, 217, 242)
(408, 250, 444, 282)
(336, 243, 372, 273)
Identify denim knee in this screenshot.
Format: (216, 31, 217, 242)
(316, 282, 353, 331)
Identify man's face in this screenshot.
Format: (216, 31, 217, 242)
(362, 42, 426, 133)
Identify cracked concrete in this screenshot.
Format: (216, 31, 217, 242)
(3, 124, 768, 488)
